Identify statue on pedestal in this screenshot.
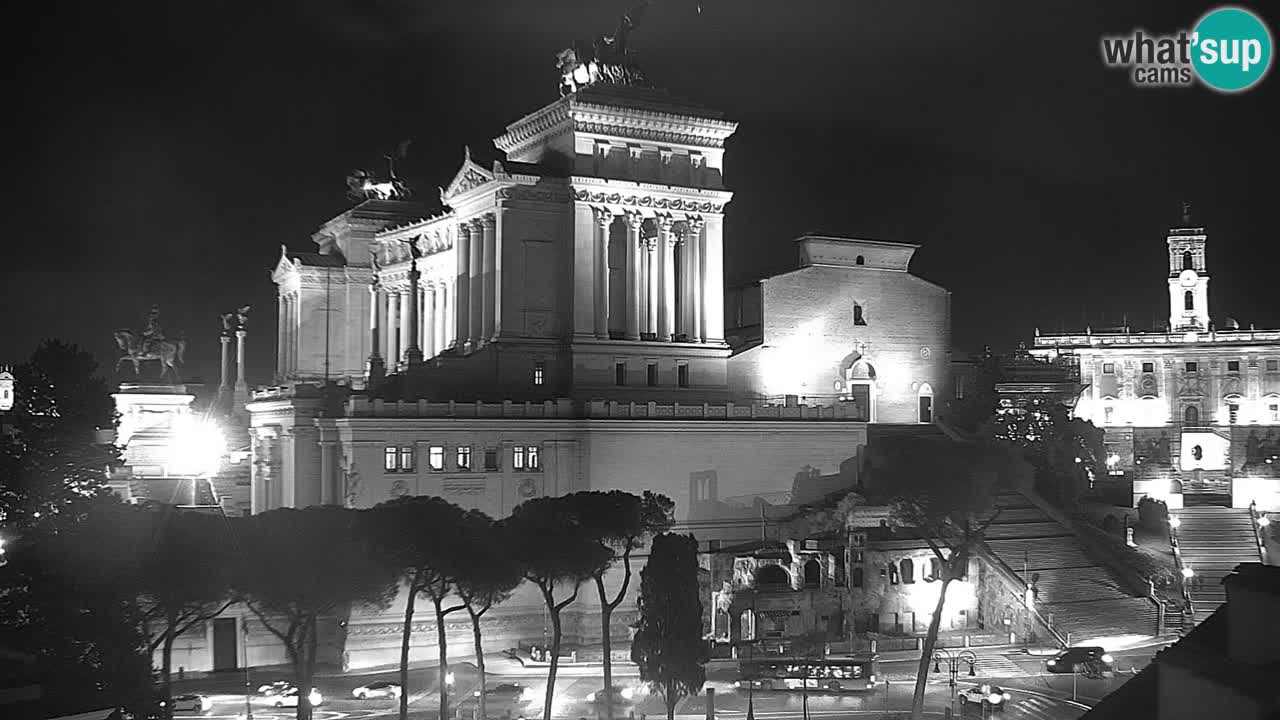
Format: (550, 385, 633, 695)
(114, 306, 187, 383)
(346, 140, 414, 202)
(557, 1, 652, 95)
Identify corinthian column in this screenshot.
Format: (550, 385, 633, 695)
(658, 215, 676, 342)
(469, 218, 484, 348)
(387, 291, 400, 363)
(625, 212, 642, 341)
(594, 208, 612, 339)
(399, 288, 413, 367)
(234, 328, 249, 410)
(686, 217, 705, 343)
(275, 297, 285, 381)
(455, 223, 471, 350)
(645, 237, 659, 337)
(480, 213, 497, 343)
(404, 257, 423, 368)
(366, 284, 385, 388)
(423, 283, 436, 359)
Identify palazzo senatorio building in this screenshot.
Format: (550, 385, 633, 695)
(197, 67, 954, 673)
(1030, 210, 1280, 512)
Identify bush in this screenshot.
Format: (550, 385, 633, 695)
(1137, 498, 1169, 532)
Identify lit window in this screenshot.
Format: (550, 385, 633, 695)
(1268, 360, 1279, 372)
(678, 364, 690, 388)
(853, 304, 866, 326)
(1103, 363, 1115, 375)
(398, 446, 415, 472)
(384, 447, 397, 472)
(647, 363, 658, 387)
(1228, 403, 1239, 425)
(1186, 362, 1198, 373)
(484, 449, 499, 471)
(615, 362, 627, 386)
(900, 559, 915, 584)
(534, 362, 545, 386)
(1270, 404, 1279, 422)
(456, 446, 472, 470)
(1104, 406, 1114, 424)
(513, 446, 525, 470)
(1227, 360, 1240, 372)
(428, 446, 445, 471)
(527, 445, 540, 470)
(1142, 362, 1154, 373)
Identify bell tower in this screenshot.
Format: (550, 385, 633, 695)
(1167, 203, 1210, 331)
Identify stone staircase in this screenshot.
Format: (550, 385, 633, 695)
(982, 494, 1158, 642)
(1173, 506, 1262, 623)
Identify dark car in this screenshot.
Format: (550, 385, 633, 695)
(1045, 646, 1114, 675)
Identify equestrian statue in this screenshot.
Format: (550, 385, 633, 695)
(115, 305, 187, 382)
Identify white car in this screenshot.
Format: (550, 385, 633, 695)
(168, 694, 213, 712)
(958, 684, 1010, 711)
(260, 687, 323, 708)
(353, 680, 403, 699)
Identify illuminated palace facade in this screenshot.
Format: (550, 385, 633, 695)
(228, 80, 953, 671)
(1031, 215, 1280, 511)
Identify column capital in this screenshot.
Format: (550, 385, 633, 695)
(657, 214, 677, 233)
(479, 212, 497, 230)
(684, 215, 705, 235)
(458, 221, 473, 237)
(626, 211, 645, 231)
(593, 206, 615, 229)
(642, 236, 659, 252)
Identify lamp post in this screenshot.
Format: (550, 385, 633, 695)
(242, 620, 253, 720)
(932, 649, 976, 717)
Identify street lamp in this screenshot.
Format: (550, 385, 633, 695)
(169, 415, 225, 505)
(1168, 516, 1182, 530)
(932, 649, 977, 717)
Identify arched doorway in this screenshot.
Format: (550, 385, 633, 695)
(803, 559, 821, 587)
(1184, 405, 1199, 425)
(917, 382, 934, 423)
(756, 564, 789, 587)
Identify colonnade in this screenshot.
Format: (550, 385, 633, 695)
(369, 279, 456, 367)
(276, 290, 299, 378)
(592, 209, 710, 343)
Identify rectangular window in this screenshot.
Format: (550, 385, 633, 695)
(615, 362, 627, 386)
(1228, 403, 1239, 424)
(533, 362, 545, 386)
(384, 447, 397, 472)
(484, 449, 499, 471)
(1271, 404, 1279, 422)
(428, 446, 445, 471)
(398, 446, 415, 472)
(1227, 360, 1241, 372)
(527, 445, 540, 470)
(1103, 406, 1114, 424)
(1142, 362, 1155, 373)
(1269, 359, 1279, 372)
(678, 364, 690, 388)
(955, 375, 966, 400)
(513, 446, 525, 470)
(1103, 363, 1115, 375)
(647, 362, 658, 387)
(1186, 361, 1198, 373)
(456, 446, 472, 470)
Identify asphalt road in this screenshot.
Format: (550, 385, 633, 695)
(168, 643, 1169, 720)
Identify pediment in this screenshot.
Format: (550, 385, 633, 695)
(441, 146, 495, 203)
(271, 245, 299, 283)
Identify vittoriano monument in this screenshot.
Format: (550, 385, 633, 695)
(556, 1, 652, 95)
(114, 305, 187, 383)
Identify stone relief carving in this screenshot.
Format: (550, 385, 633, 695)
(572, 189, 723, 213)
(390, 478, 410, 498)
(341, 456, 362, 508)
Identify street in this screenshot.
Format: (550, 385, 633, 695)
(167, 641, 1171, 720)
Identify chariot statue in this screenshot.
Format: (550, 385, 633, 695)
(220, 305, 251, 336)
(557, 1, 652, 95)
(347, 140, 414, 202)
(115, 305, 186, 382)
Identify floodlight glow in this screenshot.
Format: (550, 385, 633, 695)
(168, 415, 225, 477)
(1181, 566, 1194, 579)
(1106, 453, 1120, 467)
(1169, 516, 1181, 529)
(1258, 515, 1271, 527)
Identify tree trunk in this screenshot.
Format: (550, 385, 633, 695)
(297, 615, 318, 720)
(161, 617, 176, 719)
(665, 679, 677, 720)
(910, 577, 953, 720)
(543, 596, 563, 720)
(399, 577, 417, 720)
(434, 598, 451, 720)
(596, 576, 615, 720)
(470, 608, 487, 720)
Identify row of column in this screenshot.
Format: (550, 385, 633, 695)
(276, 291, 299, 378)
(370, 280, 455, 366)
(592, 210, 708, 342)
(455, 214, 498, 352)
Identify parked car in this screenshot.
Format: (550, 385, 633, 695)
(1045, 646, 1114, 675)
(353, 680, 403, 700)
(259, 686, 323, 708)
(586, 684, 647, 713)
(473, 682, 532, 703)
(169, 693, 214, 712)
(957, 684, 1010, 711)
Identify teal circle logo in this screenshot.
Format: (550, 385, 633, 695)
(1192, 7, 1272, 92)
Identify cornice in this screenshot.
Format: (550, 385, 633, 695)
(494, 100, 573, 154)
(570, 184, 729, 215)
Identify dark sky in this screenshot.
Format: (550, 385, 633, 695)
(6, 1, 1278, 396)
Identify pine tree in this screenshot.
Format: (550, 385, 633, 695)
(631, 533, 708, 720)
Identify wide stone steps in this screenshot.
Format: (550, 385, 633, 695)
(985, 539, 1095, 570)
(1172, 507, 1262, 624)
(1040, 598, 1160, 643)
(984, 522, 1073, 540)
(1030, 567, 1127, 604)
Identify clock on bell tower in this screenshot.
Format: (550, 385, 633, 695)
(1166, 204, 1209, 331)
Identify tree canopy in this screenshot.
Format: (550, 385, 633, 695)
(631, 533, 707, 720)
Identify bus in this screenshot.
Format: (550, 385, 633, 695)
(735, 655, 881, 693)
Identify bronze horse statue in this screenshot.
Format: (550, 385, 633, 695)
(114, 330, 186, 382)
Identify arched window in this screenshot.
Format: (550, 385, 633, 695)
(756, 564, 789, 587)
(899, 558, 915, 584)
(1184, 290, 1194, 311)
(853, 304, 867, 326)
(918, 383, 934, 423)
(855, 255, 865, 266)
(1184, 405, 1199, 425)
(851, 567, 864, 588)
(803, 559, 822, 587)
(928, 557, 942, 582)
(1183, 251, 1194, 271)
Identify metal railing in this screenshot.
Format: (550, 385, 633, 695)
(1167, 518, 1197, 623)
(1249, 500, 1269, 563)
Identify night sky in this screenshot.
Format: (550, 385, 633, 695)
(7, 1, 1278, 397)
